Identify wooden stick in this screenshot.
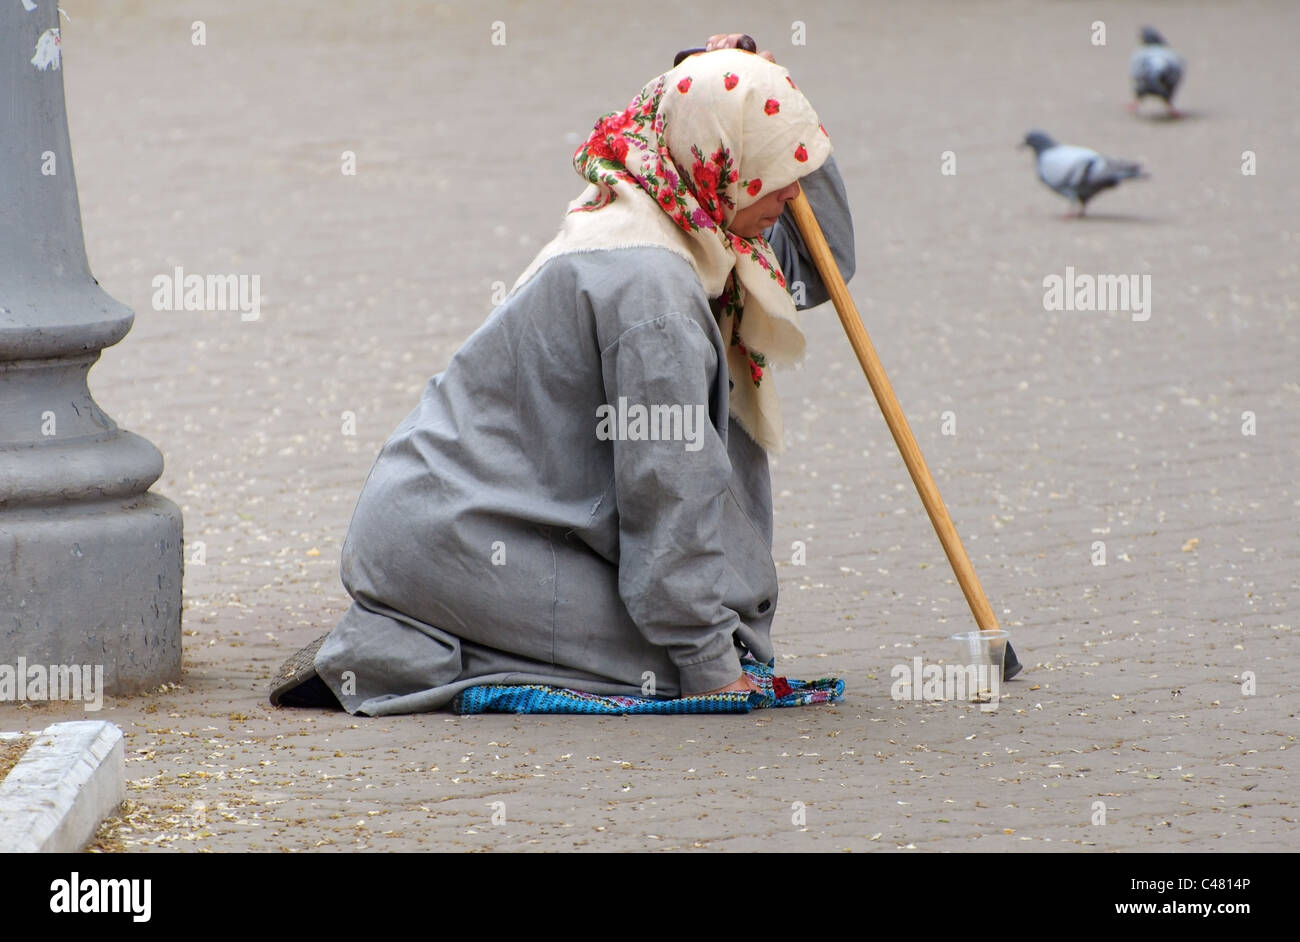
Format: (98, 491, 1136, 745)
(787, 190, 1001, 632)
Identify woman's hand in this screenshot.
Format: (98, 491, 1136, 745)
(700, 672, 762, 695)
(704, 33, 776, 63)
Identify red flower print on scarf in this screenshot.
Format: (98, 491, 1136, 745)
(677, 77, 692, 93)
(727, 230, 789, 291)
(690, 160, 721, 223)
(692, 159, 721, 193)
(589, 133, 629, 164)
(723, 72, 739, 90)
(721, 273, 773, 390)
(746, 178, 762, 196)
(685, 143, 738, 226)
(794, 143, 808, 162)
(710, 146, 733, 173)
(584, 107, 638, 163)
(764, 98, 780, 115)
(733, 337, 766, 386)
(606, 108, 635, 135)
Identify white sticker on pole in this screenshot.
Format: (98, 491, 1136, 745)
(32, 27, 61, 71)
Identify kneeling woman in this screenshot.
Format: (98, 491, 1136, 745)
(274, 40, 855, 714)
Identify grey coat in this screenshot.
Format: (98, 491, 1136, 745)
(317, 156, 855, 715)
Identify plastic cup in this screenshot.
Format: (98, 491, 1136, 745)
(950, 629, 1010, 702)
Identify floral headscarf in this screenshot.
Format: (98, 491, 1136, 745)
(510, 49, 832, 453)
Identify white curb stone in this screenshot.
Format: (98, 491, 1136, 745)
(0, 721, 125, 853)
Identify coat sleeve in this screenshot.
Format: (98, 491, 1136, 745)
(599, 309, 744, 695)
(764, 153, 856, 309)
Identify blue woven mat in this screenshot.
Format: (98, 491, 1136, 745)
(452, 658, 844, 715)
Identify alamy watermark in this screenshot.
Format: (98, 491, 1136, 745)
(890, 656, 1001, 712)
(151, 266, 261, 321)
(1043, 266, 1150, 321)
(0, 658, 104, 711)
(595, 397, 708, 452)
(50, 872, 150, 922)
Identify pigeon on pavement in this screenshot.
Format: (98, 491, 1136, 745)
(1021, 130, 1147, 217)
(1130, 26, 1185, 117)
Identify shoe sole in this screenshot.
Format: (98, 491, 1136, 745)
(269, 633, 330, 706)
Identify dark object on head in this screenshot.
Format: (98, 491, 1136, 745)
(1140, 26, 1167, 45)
(674, 34, 756, 68)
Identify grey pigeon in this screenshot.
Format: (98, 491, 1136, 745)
(1021, 130, 1147, 216)
(1129, 26, 1185, 116)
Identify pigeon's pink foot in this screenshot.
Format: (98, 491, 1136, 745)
(1167, 106, 1183, 119)
(1126, 101, 1139, 113)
